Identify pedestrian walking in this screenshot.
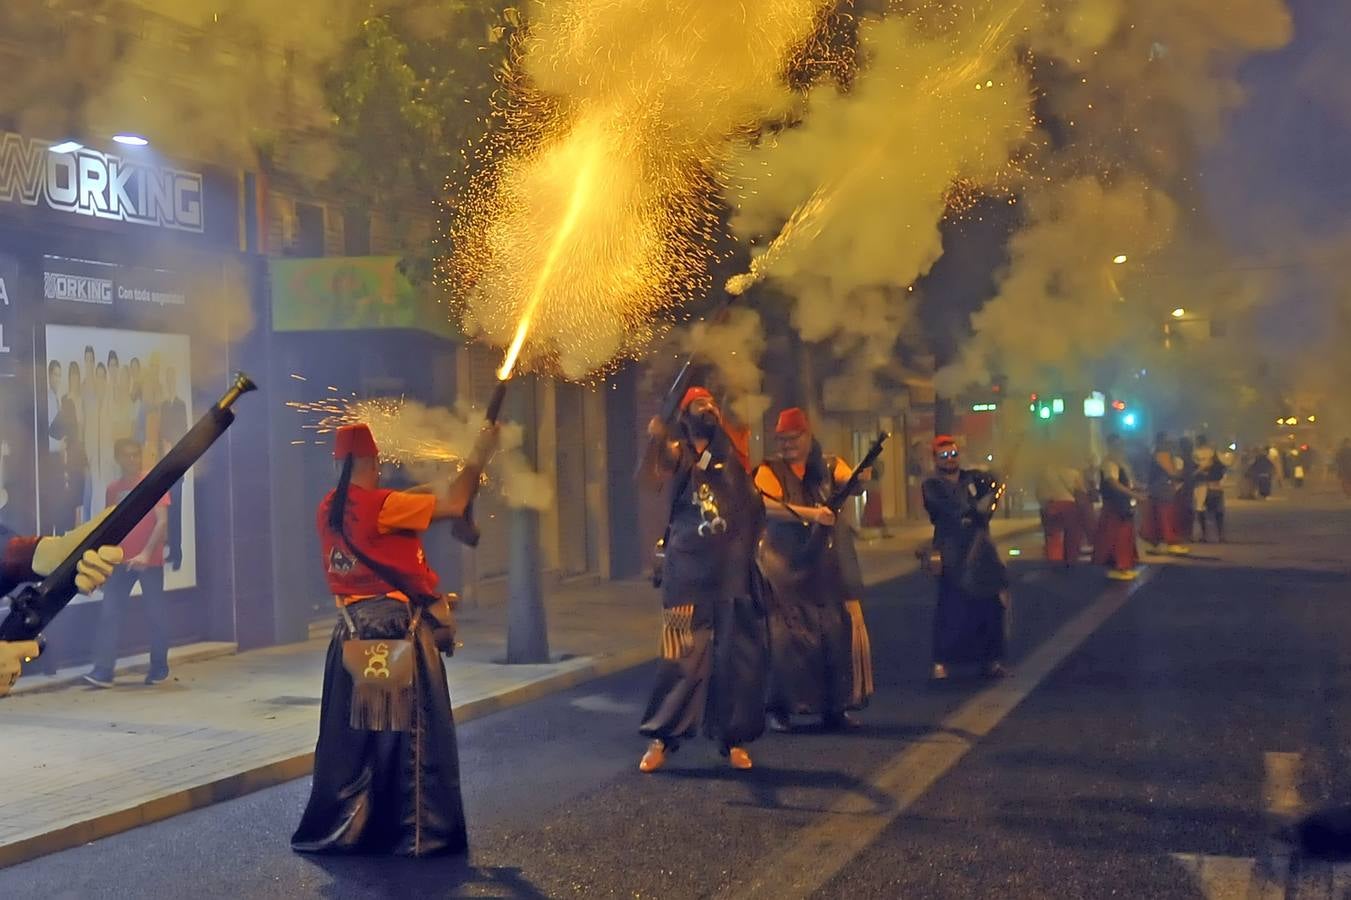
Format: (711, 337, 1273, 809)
(1036, 457, 1090, 566)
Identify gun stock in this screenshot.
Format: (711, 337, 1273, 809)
(0, 373, 257, 642)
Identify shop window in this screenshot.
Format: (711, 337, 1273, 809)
(344, 209, 371, 257)
(294, 202, 325, 257)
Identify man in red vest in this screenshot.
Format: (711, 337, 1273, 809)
(292, 419, 497, 858)
(755, 407, 874, 731)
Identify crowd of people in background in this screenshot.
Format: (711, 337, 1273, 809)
(1033, 428, 1351, 581)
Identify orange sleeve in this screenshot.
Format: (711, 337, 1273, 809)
(754, 464, 785, 499)
(834, 457, 854, 483)
(377, 492, 436, 534)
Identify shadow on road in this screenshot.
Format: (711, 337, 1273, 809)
(306, 854, 550, 899)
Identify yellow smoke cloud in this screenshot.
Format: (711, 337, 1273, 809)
(448, 0, 834, 381)
(939, 0, 1295, 394)
(727, 2, 1037, 369)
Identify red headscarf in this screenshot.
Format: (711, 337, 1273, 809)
(334, 423, 379, 459)
(680, 386, 713, 412)
(932, 434, 957, 453)
(775, 407, 810, 435)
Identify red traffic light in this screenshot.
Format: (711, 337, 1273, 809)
(1111, 400, 1127, 411)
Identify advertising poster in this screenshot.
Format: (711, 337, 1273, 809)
(37, 324, 197, 592)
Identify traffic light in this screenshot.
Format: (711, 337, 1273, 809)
(1029, 394, 1066, 420)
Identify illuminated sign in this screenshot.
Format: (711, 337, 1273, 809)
(971, 403, 998, 412)
(1084, 391, 1106, 418)
(0, 131, 204, 233)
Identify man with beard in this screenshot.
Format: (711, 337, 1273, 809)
(291, 420, 498, 857)
(755, 407, 873, 732)
(922, 435, 1010, 680)
(637, 387, 767, 772)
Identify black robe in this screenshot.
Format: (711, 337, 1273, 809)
(292, 597, 467, 857)
(756, 459, 853, 718)
(640, 429, 768, 748)
(922, 471, 1008, 666)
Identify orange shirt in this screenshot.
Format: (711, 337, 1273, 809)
(336, 491, 436, 606)
(755, 457, 853, 501)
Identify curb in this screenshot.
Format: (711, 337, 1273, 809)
(0, 645, 659, 870)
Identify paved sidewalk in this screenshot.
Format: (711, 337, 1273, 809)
(0, 516, 1039, 867)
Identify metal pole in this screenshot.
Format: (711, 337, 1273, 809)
(506, 376, 550, 664)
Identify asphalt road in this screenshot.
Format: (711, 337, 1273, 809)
(4, 494, 1348, 899)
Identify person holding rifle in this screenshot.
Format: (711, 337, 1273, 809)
(637, 387, 767, 773)
(0, 520, 124, 696)
(292, 420, 498, 858)
(922, 435, 1010, 681)
(755, 407, 874, 732)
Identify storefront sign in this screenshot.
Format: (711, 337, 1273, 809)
(42, 256, 187, 311)
(270, 256, 458, 338)
(0, 131, 203, 234)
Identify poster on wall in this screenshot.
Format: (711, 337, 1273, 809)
(35, 325, 197, 592)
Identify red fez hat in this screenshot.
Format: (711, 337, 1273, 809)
(334, 423, 379, 459)
(775, 407, 810, 435)
(680, 386, 714, 412)
(932, 434, 957, 452)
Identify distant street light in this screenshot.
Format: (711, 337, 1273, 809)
(112, 133, 149, 147)
(1171, 307, 1186, 318)
(1113, 254, 1129, 265)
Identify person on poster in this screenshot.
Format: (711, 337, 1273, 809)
(42, 360, 69, 535)
(159, 365, 189, 570)
(61, 361, 87, 528)
(291, 420, 498, 858)
(83, 438, 171, 688)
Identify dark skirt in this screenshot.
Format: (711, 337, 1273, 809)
(762, 583, 853, 718)
(292, 598, 467, 857)
(640, 594, 767, 748)
(932, 579, 1006, 666)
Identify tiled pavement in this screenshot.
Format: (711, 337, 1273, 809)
(0, 517, 1040, 867)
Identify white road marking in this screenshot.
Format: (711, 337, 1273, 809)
(1169, 752, 1351, 899)
(723, 568, 1159, 900)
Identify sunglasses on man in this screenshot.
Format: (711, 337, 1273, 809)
(936, 449, 960, 459)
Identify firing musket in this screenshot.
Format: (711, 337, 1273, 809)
(792, 430, 890, 566)
(449, 379, 508, 548)
(633, 290, 740, 480)
(0, 374, 258, 643)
